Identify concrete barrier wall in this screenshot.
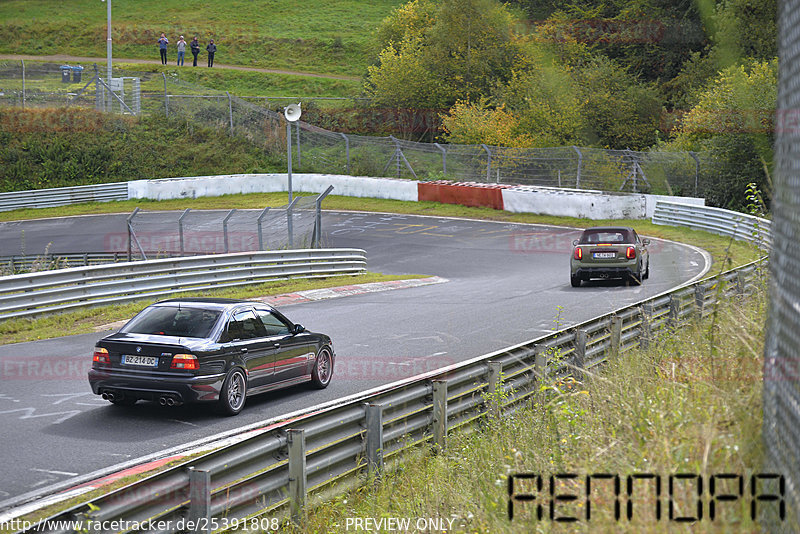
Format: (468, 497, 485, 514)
(126, 174, 703, 220)
(128, 174, 418, 202)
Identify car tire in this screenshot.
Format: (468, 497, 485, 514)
(643, 260, 650, 280)
(310, 347, 333, 389)
(570, 274, 581, 287)
(218, 368, 247, 416)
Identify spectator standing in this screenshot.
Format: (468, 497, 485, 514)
(190, 36, 200, 67)
(158, 33, 169, 65)
(176, 36, 186, 66)
(206, 39, 217, 67)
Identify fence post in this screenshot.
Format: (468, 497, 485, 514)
(610, 316, 622, 359)
(296, 121, 301, 167)
(338, 133, 350, 175)
(313, 185, 334, 248)
(162, 72, 169, 117)
(668, 294, 681, 327)
(573, 146, 583, 188)
(689, 152, 700, 197)
(21, 60, 25, 109)
(257, 207, 270, 251)
(178, 208, 190, 255)
(223, 209, 236, 254)
(736, 270, 748, 295)
(695, 284, 707, 317)
(487, 361, 502, 419)
(534, 344, 547, 383)
(226, 91, 233, 136)
(187, 468, 211, 534)
(434, 142, 447, 175)
(640, 303, 653, 349)
(432, 380, 448, 452)
(365, 403, 384, 478)
(126, 207, 140, 262)
(481, 144, 491, 182)
(288, 429, 306, 524)
(574, 330, 587, 381)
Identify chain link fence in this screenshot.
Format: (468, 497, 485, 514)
(763, 0, 800, 531)
(1, 60, 720, 197)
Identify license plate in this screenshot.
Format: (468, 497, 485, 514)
(593, 252, 616, 259)
(122, 355, 158, 367)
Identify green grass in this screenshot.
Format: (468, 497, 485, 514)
(0, 273, 423, 345)
(0, 0, 403, 77)
(290, 280, 771, 533)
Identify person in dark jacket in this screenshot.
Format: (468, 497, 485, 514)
(158, 33, 169, 65)
(190, 36, 200, 67)
(206, 39, 217, 67)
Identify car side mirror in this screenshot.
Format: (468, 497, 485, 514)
(643, 238, 651, 245)
(292, 324, 305, 335)
(572, 239, 579, 246)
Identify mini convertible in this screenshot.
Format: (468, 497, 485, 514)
(570, 226, 650, 287)
(88, 298, 334, 415)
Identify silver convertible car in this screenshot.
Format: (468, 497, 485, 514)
(88, 298, 334, 415)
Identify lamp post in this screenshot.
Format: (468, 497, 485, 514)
(284, 103, 301, 203)
(101, 0, 112, 111)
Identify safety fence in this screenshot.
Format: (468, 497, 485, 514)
(0, 183, 129, 212)
(16, 209, 769, 532)
(0, 60, 717, 197)
(0, 249, 366, 321)
(652, 201, 771, 250)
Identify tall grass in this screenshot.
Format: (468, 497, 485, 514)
(291, 283, 772, 533)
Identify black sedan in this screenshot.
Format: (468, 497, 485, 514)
(88, 298, 334, 415)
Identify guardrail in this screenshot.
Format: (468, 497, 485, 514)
(0, 183, 128, 212)
(653, 200, 771, 249)
(0, 253, 142, 274)
(17, 215, 769, 532)
(0, 249, 366, 320)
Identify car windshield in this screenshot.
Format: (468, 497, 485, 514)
(121, 305, 222, 338)
(579, 230, 631, 244)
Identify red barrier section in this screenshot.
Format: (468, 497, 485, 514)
(418, 181, 509, 210)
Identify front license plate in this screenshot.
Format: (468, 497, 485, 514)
(593, 252, 616, 259)
(122, 355, 158, 367)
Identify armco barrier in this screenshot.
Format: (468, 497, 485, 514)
(0, 249, 366, 320)
(653, 200, 771, 249)
(14, 206, 768, 533)
(0, 183, 128, 212)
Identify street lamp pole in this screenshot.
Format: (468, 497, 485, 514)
(106, 0, 112, 83)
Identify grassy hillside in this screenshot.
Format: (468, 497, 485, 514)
(0, 0, 402, 77)
(0, 108, 283, 191)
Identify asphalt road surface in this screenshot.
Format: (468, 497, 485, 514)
(0, 211, 708, 507)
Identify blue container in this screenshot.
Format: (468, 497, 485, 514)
(71, 65, 84, 83)
(60, 65, 71, 83)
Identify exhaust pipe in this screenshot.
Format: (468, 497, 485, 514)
(166, 397, 175, 407)
(102, 392, 115, 401)
(159, 396, 168, 406)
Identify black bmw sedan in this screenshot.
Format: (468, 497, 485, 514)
(88, 298, 334, 415)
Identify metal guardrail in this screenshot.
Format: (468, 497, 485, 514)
(0, 253, 142, 274)
(16, 209, 769, 533)
(0, 183, 128, 212)
(653, 200, 771, 249)
(0, 249, 366, 320)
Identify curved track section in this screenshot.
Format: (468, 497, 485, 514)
(0, 212, 708, 505)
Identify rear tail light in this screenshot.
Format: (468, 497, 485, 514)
(626, 247, 636, 259)
(573, 247, 582, 260)
(92, 347, 110, 366)
(171, 354, 199, 370)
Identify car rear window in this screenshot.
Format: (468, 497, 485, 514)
(579, 230, 631, 244)
(121, 306, 222, 338)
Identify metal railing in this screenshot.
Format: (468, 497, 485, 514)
(0, 182, 128, 212)
(0, 252, 138, 275)
(17, 209, 769, 533)
(0, 249, 366, 321)
(653, 200, 771, 249)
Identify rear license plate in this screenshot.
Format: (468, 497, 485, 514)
(122, 355, 158, 367)
(593, 252, 616, 259)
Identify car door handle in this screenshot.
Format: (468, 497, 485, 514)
(273, 343, 281, 348)
(240, 347, 248, 353)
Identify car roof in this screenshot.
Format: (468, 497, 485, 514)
(581, 226, 635, 233)
(153, 298, 274, 312)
